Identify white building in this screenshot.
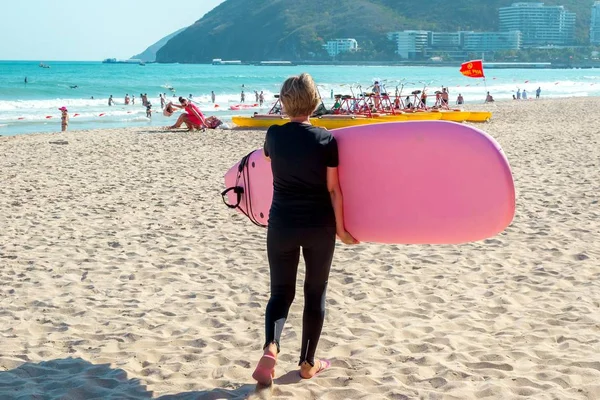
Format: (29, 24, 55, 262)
(499, 2, 576, 46)
(592, 1, 600, 45)
(387, 30, 521, 59)
(430, 32, 462, 49)
(462, 31, 522, 52)
(323, 39, 358, 57)
(387, 31, 429, 59)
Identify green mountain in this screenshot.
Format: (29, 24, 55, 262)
(156, 0, 596, 63)
(132, 27, 187, 62)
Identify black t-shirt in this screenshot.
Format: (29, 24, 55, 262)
(264, 122, 339, 228)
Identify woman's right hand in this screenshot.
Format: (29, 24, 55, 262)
(338, 230, 359, 245)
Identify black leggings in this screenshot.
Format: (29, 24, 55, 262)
(264, 225, 336, 366)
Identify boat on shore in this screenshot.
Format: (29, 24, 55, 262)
(232, 115, 289, 128)
(465, 111, 492, 122)
(232, 81, 490, 129)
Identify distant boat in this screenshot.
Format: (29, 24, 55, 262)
(102, 58, 144, 64)
(139, 61, 146, 66)
(212, 58, 243, 65)
(39, 62, 50, 68)
(257, 61, 294, 66)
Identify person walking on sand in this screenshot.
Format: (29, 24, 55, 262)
(211, 91, 216, 103)
(536, 87, 541, 99)
(522, 89, 528, 100)
(108, 95, 115, 106)
(251, 73, 359, 387)
(516, 89, 521, 100)
(456, 93, 464, 105)
(59, 106, 69, 132)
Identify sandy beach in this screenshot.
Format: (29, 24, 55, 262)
(1, 97, 599, 399)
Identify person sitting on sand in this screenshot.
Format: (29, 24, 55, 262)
(166, 97, 206, 131)
(485, 92, 495, 103)
(251, 73, 359, 387)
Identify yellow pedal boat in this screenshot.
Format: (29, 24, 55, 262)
(233, 110, 446, 130)
(433, 110, 472, 122)
(465, 111, 492, 122)
(232, 115, 289, 128)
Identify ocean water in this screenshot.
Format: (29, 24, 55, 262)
(1, 60, 599, 135)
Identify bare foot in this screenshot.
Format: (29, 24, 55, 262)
(299, 359, 330, 379)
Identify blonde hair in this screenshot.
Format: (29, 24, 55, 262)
(279, 73, 320, 117)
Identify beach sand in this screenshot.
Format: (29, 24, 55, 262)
(1, 97, 599, 399)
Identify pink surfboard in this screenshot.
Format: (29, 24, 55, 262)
(223, 121, 515, 244)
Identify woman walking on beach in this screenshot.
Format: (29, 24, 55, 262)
(59, 107, 69, 132)
(252, 73, 358, 386)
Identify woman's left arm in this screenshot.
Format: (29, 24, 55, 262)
(327, 167, 358, 245)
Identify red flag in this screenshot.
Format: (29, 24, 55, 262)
(460, 60, 485, 78)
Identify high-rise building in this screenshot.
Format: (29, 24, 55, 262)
(387, 31, 429, 59)
(387, 30, 521, 59)
(323, 39, 358, 57)
(592, 1, 600, 45)
(499, 2, 576, 46)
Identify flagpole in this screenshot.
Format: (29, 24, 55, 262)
(483, 76, 488, 104)
(482, 58, 487, 103)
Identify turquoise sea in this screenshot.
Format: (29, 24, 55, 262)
(1, 60, 599, 135)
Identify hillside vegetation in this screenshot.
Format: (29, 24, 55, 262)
(156, 0, 595, 63)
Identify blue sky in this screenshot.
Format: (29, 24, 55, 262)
(0, 0, 225, 61)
